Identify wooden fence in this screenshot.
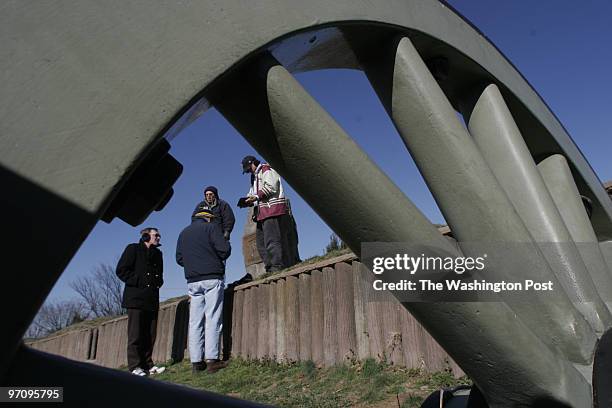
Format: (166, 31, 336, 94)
(228, 253, 463, 375)
(28, 254, 463, 377)
(27, 297, 189, 368)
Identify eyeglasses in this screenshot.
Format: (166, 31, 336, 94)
(150, 233, 161, 238)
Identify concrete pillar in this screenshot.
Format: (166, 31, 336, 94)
(210, 56, 591, 408)
(538, 154, 612, 307)
(469, 83, 612, 331)
(357, 36, 595, 363)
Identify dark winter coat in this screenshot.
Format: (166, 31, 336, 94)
(116, 242, 163, 311)
(176, 219, 231, 282)
(192, 186, 236, 237)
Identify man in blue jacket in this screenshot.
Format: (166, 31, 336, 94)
(176, 210, 231, 374)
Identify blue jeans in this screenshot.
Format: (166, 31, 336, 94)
(188, 278, 224, 362)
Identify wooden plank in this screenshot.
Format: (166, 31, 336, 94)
(298, 273, 312, 362)
(232, 289, 244, 356)
(164, 305, 175, 361)
(381, 301, 404, 366)
(155, 307, 170, 363)
(96, 324, 108, 366)
(58, 333, 69, 358)
(310, 270, 324, 366)
(110, 320, 120, 368)
(89, 328, 98, 360)
(257, 284, 269, 360)
(241, 288, 251, 359)
(107, 321, 117, 367)
(415, 321, 435, 372)
(363, 263, 384, 362)
(167, 298, 188, 362)
(250, 286, 261, 360)
(284, 275, 300, 362)
(352, 261, 369, 360)
(164, 305, 174, 361)
(322, 266, 338, 366)
(106, 321, 118, 367)
(106, 322, 116, 367)
(268, 281, 277, 360)
(249, 287, 259, 360)
(335, 262, 357, 363)
(117, 318, 129, 368)
(70, 333, 79, 359)
(76, 331, 86, 359)
(158, 307, 168, 363)
(276, 279, 287, 362)
(399, 304, 424, 369)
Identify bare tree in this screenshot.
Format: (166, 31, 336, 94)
(70, 263, 124, 319)
(25, 300, 86, 338)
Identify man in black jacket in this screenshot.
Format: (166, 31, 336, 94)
(176, 210, 231, 374)
(116, 227, 165, 376)
(192, 186, 235, 240)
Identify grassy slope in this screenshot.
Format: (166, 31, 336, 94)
(153, 358, 470, 407)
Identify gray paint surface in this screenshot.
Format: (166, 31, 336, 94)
(469, 84, 612, 330)
(361, 36, 595, 363)
(539, 155, 612, 310)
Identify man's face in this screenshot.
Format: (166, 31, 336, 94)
(205, 191, 215, 204)
(148, 229, 161, 246)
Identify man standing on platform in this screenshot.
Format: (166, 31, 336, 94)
(176, 209, 231, 374)
(240, 155, 300, 273)
(116, 227, 166, 376)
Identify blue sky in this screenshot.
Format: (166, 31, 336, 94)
(47, 0, 612, 303)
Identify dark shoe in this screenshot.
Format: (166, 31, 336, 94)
(205, 359, 228, 374)
(192, 361, 206, 374)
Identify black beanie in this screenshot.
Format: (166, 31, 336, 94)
(204, 186, 218, 198)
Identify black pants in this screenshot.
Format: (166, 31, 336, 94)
(256, 214, 300, 271)
(127, 308, 158, 371)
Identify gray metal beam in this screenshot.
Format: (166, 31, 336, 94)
(358, 36, 596, 363)
(601, 241, 612, 275)
(469, 83, 612, 331)
(539, 155, 612, 309)
(212, 57, 591, 408)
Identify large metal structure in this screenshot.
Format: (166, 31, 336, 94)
(2, 1, 611, 406)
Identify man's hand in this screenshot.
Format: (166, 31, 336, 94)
(237, 196, 257, 208)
